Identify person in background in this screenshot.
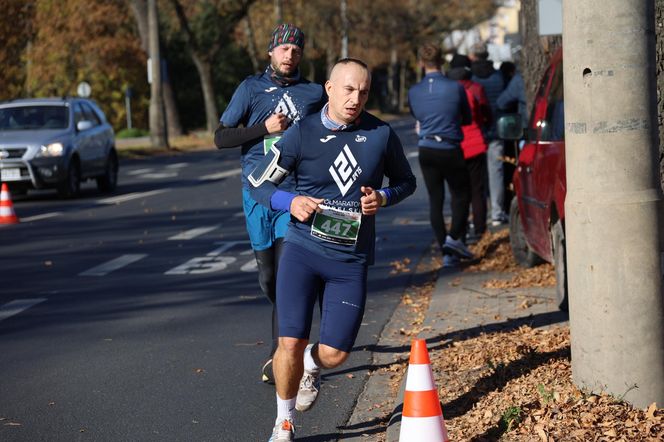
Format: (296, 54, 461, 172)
(214, 24, 325, 384)
(408, 43, 474, 267)
(469, 42, 508, 226)
(498, 61, 528, 212)
(448, 53, 491, 241)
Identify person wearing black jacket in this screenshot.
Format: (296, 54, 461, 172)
(470, 42, 508, 226)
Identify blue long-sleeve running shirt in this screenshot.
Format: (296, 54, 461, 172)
(250, 110, 416, 265)
(220, 69, 325, 189)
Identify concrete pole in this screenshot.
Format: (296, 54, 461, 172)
(563, 0, 664, 408)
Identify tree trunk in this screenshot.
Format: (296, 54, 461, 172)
(388, 48, 398, 111)
(130, 0, 181, 136)
(340, 0, 348, 59)
(399, 60, 407, 112)
(244, 16, 261, 73)
(274, 0, 282, 24)
(148, 0, 168, 147)
(191, 53, 218, 133)
(162, 63, 183, 136)
(326, 47, 336, 78)
(519, 0, 562, 110)
(656, 0, 664, 191)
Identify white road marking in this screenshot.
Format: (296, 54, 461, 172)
(97, 189, 168, 205)
(21, 212, 62, 222)
(240, 258, 257, 272)
(164, 241, 250, 275)
(79, 254, 147, 276)
(166, 163, 188, 169)
(0, 298, 47, 322)
(392, 217, 430, 226)
(165, 256, 237, 275)
(407, 151, 418, 159)
(168, 225, 221, 241)
(141, 172, 179, 179)
(233, 211, 245, 217)
(199, 168, 242, 181)
(126, 168, 153, 175)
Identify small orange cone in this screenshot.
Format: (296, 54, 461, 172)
(399, 338, 449, 442)
(0, 183, 19, 224)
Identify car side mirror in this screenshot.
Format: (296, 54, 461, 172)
(497, 114, 523, 140)
(76, 120, 93, 132)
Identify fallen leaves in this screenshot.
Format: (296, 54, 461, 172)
(389, 257, 411, 274)
(466, 230, 556, 289)
(425, 325, 664, 440)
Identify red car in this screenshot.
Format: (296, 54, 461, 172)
(499, 48, 568, 310)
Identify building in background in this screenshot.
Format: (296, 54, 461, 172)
(443, 0, 521, 66)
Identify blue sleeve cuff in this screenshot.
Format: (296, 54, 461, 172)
(271, 190, 296, 212)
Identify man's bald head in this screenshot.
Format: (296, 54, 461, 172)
(325, 58, 372, 125)
(329, 58, 372, 83)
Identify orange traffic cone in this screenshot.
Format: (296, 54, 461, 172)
(0, 183, 19, 224)
(399, 338, 449, 442)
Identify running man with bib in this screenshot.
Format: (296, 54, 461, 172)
(249, 58, 416, 441)
(215, 24, 325, 383)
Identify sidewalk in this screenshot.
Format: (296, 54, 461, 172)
(343, 228, 569, 441)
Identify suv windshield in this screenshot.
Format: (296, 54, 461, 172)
(0, 105, 69, 131)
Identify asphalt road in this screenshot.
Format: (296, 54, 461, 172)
(0, 117, 436, 441)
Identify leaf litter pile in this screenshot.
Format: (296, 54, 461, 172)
(369, 230, 662, 441)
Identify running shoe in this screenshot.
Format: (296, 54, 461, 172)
(442, 254, 460, 268)
(262, 358, 275, 384)
(268, 418, 295, 442)
(295, 368, 320, 412)
(442, 235, 474, 260)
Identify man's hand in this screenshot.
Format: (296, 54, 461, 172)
(290, 195, 323, 222)
(360, 186, 382, 215)
(265, 113, 291, 134)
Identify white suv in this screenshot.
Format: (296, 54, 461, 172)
(0, 97, 118, 198)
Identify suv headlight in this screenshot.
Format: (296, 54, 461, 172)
(39, 142, 64, 157)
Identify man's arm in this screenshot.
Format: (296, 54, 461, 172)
(215, 113, 291, 149)
(374, 129, 417, 210)
(214, 123, 268, 149)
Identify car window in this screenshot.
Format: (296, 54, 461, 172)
(81, 102, 101, 126)
(541, 62, 564, 142)
(0, 105, 69, 130)
(73, 103, 86, 126)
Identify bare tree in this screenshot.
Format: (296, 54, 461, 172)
(170, 0, 254, 133)
(129, 0, 182, 136)
(148, 0, 168, 147)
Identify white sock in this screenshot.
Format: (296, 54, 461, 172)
(303, 343, 320, 373)
(276, 393, 296, 422)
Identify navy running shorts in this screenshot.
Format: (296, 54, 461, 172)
(242, 188, 290, 251)
(276, 241, 368, 353)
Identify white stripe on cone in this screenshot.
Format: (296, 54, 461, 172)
(405, 364, 436, 391)
(0, 206, 13, 216)
(400, 415, 449, 442)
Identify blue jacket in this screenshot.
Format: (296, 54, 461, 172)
(250, 110, 416, 265)
(408, 72, 471, 149)
(471, 60, 505, 139)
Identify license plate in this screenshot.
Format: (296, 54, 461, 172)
(1, 168, 21, 181)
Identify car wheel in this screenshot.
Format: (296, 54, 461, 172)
(551, 220, 569, 311)
(509, 197, 542, 267)
(96, 150, 118, 193)
(57, 159, 81, 198)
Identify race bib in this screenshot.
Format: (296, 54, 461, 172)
(311, 205, 362, 246)
(263, 134, 281, 155)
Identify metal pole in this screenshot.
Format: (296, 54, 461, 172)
(564, 0, 664, 408)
